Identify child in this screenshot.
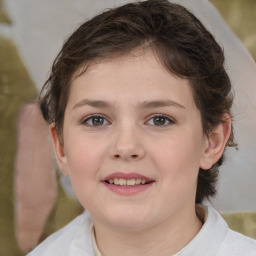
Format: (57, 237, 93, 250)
(28, 0, 256, 255)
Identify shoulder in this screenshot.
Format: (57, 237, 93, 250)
(218, 228, 256, 256)
(26, 211, 94, 256)
(181, 205, 256, 256)
(206, 206, 256, 256)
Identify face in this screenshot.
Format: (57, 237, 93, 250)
(51, 50, 221, 232)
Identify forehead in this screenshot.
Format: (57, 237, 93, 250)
(67, 50, 197, 110)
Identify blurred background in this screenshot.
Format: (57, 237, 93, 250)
(210, 0, 256, 59)
(0, 0, 255, 255)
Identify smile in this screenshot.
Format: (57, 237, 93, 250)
(103, 172, 155, 195)
(106, 178, 147, 186)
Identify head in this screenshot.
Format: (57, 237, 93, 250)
(40, 0, 235, 205)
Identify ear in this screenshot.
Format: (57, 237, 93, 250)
(200, 114, 231, 170)
(49, 124, 69, 176)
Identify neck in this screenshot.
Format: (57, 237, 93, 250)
(93, 205, 202, 256)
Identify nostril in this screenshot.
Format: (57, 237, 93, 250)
(114, 154, 138, 159)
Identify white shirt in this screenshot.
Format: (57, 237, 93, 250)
(27, 206, 256, 256)
(91, 228, 180, 256)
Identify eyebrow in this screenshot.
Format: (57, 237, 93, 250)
(139, 100, 185, 110)
(72, 99, 185, 110)
(73, 99, 111, 109)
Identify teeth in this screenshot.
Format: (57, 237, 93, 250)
(108, 178, 147, 186)
(135, 178, 141, 185)
(127, 179, 135, 186)
(119, 178, 126, 186)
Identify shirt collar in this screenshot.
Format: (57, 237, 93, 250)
(70, 206, 228, 256)
(92, 227, 102, 256)
(179, 205, 229, 256)
(69, 211, 95, 256)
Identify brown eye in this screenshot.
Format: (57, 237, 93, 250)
(147, 115, 174, 126)
(83, 115, 109, 126)
(153, 116, 166, 126)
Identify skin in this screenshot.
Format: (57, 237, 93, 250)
(50, 50, 231, 256)
(15, 103, 56, 253)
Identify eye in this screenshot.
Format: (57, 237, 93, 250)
(82, 115, 109, 126)
(146, 115, 174, 126)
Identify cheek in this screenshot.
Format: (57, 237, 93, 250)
(152, 138, 200, 207)
(154, 134, 202, 167)
(63, 138, 105, 207)
(151, 132, 203, 185)
(64, 136, 105, 179)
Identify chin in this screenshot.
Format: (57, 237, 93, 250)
(101, 206, 154, 231)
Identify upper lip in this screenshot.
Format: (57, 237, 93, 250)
(103, 172, 154, 182)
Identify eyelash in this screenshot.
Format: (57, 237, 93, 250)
(81, 115, 110, 127)
(146, 114, 175, 126)
(81, 114, 175, 127)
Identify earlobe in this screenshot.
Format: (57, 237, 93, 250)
(49, 124, 69, 176)
(200, 114, 231, 170)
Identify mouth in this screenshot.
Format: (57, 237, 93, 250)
(102, 172, 155, 195)
(105, 178, 152, 186)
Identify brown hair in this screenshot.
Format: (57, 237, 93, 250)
(39, 0, 235, 204)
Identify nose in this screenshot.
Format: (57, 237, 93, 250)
(109, 125, 146, 161)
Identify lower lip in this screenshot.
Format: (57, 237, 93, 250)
(103, 182, 154, 195)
